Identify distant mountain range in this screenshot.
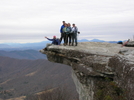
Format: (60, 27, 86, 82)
(0, 39, 119, 60)
(78, 39, 118, 43)
(0, 41, 48, 51)
(0, 39, 118, 50)
(0, 49, 47, 60)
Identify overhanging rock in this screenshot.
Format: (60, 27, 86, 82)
(40, 42, 134, 100)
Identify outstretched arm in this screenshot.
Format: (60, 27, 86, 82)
(44, 37, 53, 41)
(122, 39, 129, 47)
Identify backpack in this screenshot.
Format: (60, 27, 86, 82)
(62, 27, 67, 33)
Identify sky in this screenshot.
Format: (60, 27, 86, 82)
(0, 0, 134, 43)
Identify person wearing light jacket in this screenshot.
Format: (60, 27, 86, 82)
(71, 23, 80, 46)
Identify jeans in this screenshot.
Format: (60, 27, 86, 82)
(60, 33, 65, 43)
(71, 32, 77, 46)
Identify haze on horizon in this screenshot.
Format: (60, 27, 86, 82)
(0, 0, 134, 43)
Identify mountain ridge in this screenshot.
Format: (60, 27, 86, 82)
(0, 50, 47, 60)
(0, 39, 119, 50)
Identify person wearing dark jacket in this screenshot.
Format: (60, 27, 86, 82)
(45, 36, 60, 45)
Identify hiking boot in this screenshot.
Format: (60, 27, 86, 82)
(43, 48, 47, 51)
(72, 43, 74, 46)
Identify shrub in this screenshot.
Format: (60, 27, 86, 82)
(25, 86, 77, 100)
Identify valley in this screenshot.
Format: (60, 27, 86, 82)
(0, 56, 78, 99)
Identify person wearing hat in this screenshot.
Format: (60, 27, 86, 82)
(45, 36, 60, 45)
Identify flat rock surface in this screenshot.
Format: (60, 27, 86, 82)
(44, 42, 134, 57)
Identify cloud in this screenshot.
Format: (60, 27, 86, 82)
(0, 0, 134, 43)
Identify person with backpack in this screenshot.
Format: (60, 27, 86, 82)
(71, 23, 80, 46)
(60, 21, 66, 43)
(64, 23, 72, 46)
(45, 36, 60, 45)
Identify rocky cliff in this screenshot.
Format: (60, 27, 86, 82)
(40, 42, 134, 100)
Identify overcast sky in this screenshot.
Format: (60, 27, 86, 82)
(0, 0, 134, 43)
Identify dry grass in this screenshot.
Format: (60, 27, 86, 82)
(6, 96, 26, 100)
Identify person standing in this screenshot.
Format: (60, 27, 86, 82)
(60, 21, 66, 43)
(65, 23, 72, 46)
(71, 23, 79, 46)
(62, 23, 67, 45)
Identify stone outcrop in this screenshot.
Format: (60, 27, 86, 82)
(125, 41, 134, 47)
(40, 42, 134, 100)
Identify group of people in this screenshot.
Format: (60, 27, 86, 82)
(45, 21, 80, 46)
